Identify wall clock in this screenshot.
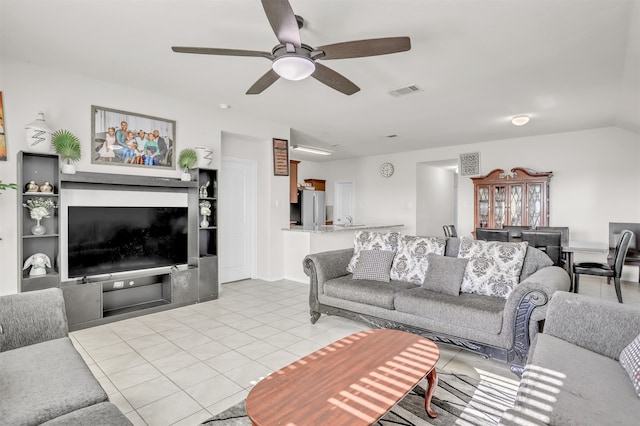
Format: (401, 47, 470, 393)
(380, 162, 394, 177)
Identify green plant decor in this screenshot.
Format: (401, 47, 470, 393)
(178, 148, 198, 172)
(0, 180, 18, 195)
(52, 129, 81, 164)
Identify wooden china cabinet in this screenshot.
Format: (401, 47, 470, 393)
(472, 167, 552, 230)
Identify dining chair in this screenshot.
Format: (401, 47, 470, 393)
(536, 226, 569, 245)
(503, 225, 532, 241)
(521, 230, 563, 266)
(475, 228, 509, 242)
(573, 229, 633, 303)
(443, 225, 457, 238)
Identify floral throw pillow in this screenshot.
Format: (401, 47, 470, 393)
(619, 333, 640, 398)
(458, 238, 528, 298)
(346, 231, 400, 273)
(390, 236, 447, 284)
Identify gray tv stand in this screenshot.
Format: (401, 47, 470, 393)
(17, 151, 218, 332)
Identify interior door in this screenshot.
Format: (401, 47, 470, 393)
(334, 181, 354, 225)
(219, 157, 256, 283)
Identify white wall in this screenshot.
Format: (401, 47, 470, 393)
(0, 58, 289, 294)
(297, 127, 640, 278)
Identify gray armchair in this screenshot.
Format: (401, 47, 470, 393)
(0, 288, 131, 425)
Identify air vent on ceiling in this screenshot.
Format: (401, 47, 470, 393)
(387, 84, 422, 97)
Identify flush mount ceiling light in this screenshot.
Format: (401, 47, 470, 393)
(272, 54, 316, 81)
(291, 145, 333, 156)
(511, 115, 530, 126)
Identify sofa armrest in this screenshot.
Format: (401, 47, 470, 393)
(303, 248, 353, 317)
(543, 291, 640, 360)
(500, 266, 570, 365)
(504, 266, 571, 328)
(0, 288, 69, 352)
(303, 248, 353, 286)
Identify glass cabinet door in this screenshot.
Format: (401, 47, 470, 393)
(527, 183, 543, 227)
(478, 186, 490, 227)
(508, 184, 524, 226)
(493, 186, 506, 228)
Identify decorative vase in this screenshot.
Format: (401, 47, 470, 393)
(181, 170, 191, 181)
(25, 112, 53, 153)
(61, 163, 76, 174)
(200, 217, 209, 228)
(194, 146, 214, 168)
(25, 180, 40, 193)
(31, 219, 46, 235)
(39, 181, 53, 193)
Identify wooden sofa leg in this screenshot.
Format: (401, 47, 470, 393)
(310, 311, 321, 324)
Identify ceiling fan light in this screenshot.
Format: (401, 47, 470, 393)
(272, 56, 315, 81)
(511, 115, 530, 126)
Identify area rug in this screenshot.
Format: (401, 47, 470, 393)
(201, 369, 519, 426)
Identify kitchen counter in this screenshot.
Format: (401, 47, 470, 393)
(283, 224, 405, 282)
(284, 224, 403, 233)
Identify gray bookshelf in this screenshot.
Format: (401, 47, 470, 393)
(191, 167, 219, 301)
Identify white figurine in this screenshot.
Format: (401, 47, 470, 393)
(23, 253, 51, 276)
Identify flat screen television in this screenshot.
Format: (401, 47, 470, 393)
(67, 206, 188, 278)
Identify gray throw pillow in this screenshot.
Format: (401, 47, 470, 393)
(519, 246, 554, 281)
(352, 250, 396, 282)
(422, 253, 468, 296)
(619, 333, 640, 398)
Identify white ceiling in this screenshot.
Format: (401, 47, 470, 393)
(2, 0, 638, 162)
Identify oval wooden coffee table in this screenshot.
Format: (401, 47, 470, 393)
(246, 329, 440, 425)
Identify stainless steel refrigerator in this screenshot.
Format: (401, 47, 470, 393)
(301, 190, 326, 227)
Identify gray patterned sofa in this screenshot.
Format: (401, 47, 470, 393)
(0, 288, 132, 425)
(500, 291, 640, 425)
(303, 235, 571, 374)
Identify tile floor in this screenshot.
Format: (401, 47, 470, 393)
(69, 275, 640, 426)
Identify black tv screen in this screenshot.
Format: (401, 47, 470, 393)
(67, 206, 188, 278)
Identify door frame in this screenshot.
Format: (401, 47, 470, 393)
(220, 156, 258, 283)
(334, 180, 355, 225)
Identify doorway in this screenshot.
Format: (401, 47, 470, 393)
(416, 160, 458, 237)
(334, 181, 355, 225)
(219, 157, 257, 283)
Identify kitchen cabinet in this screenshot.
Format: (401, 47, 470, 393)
(304, 179, 326, 191)
(290, 160, 300, 203)
(471, 167, 552, 229)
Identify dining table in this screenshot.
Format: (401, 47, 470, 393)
(562, 240, 609, 290)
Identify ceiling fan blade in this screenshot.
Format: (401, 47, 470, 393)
(246, 69, 280, 95)
(172, 46, 273, 59)
(261, 0, 301, 47)
(316, 37, 411, 60)
(311, 63, 360, 96)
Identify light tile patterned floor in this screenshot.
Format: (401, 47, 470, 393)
(69, 276, 640, 426)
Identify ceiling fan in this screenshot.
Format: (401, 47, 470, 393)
(171, 0, 411, 95)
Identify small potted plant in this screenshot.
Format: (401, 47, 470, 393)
(178, 148, 198, 181)
(52, 129, 81, 174)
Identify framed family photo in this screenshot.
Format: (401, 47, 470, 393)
(91, 105, 176, 169)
